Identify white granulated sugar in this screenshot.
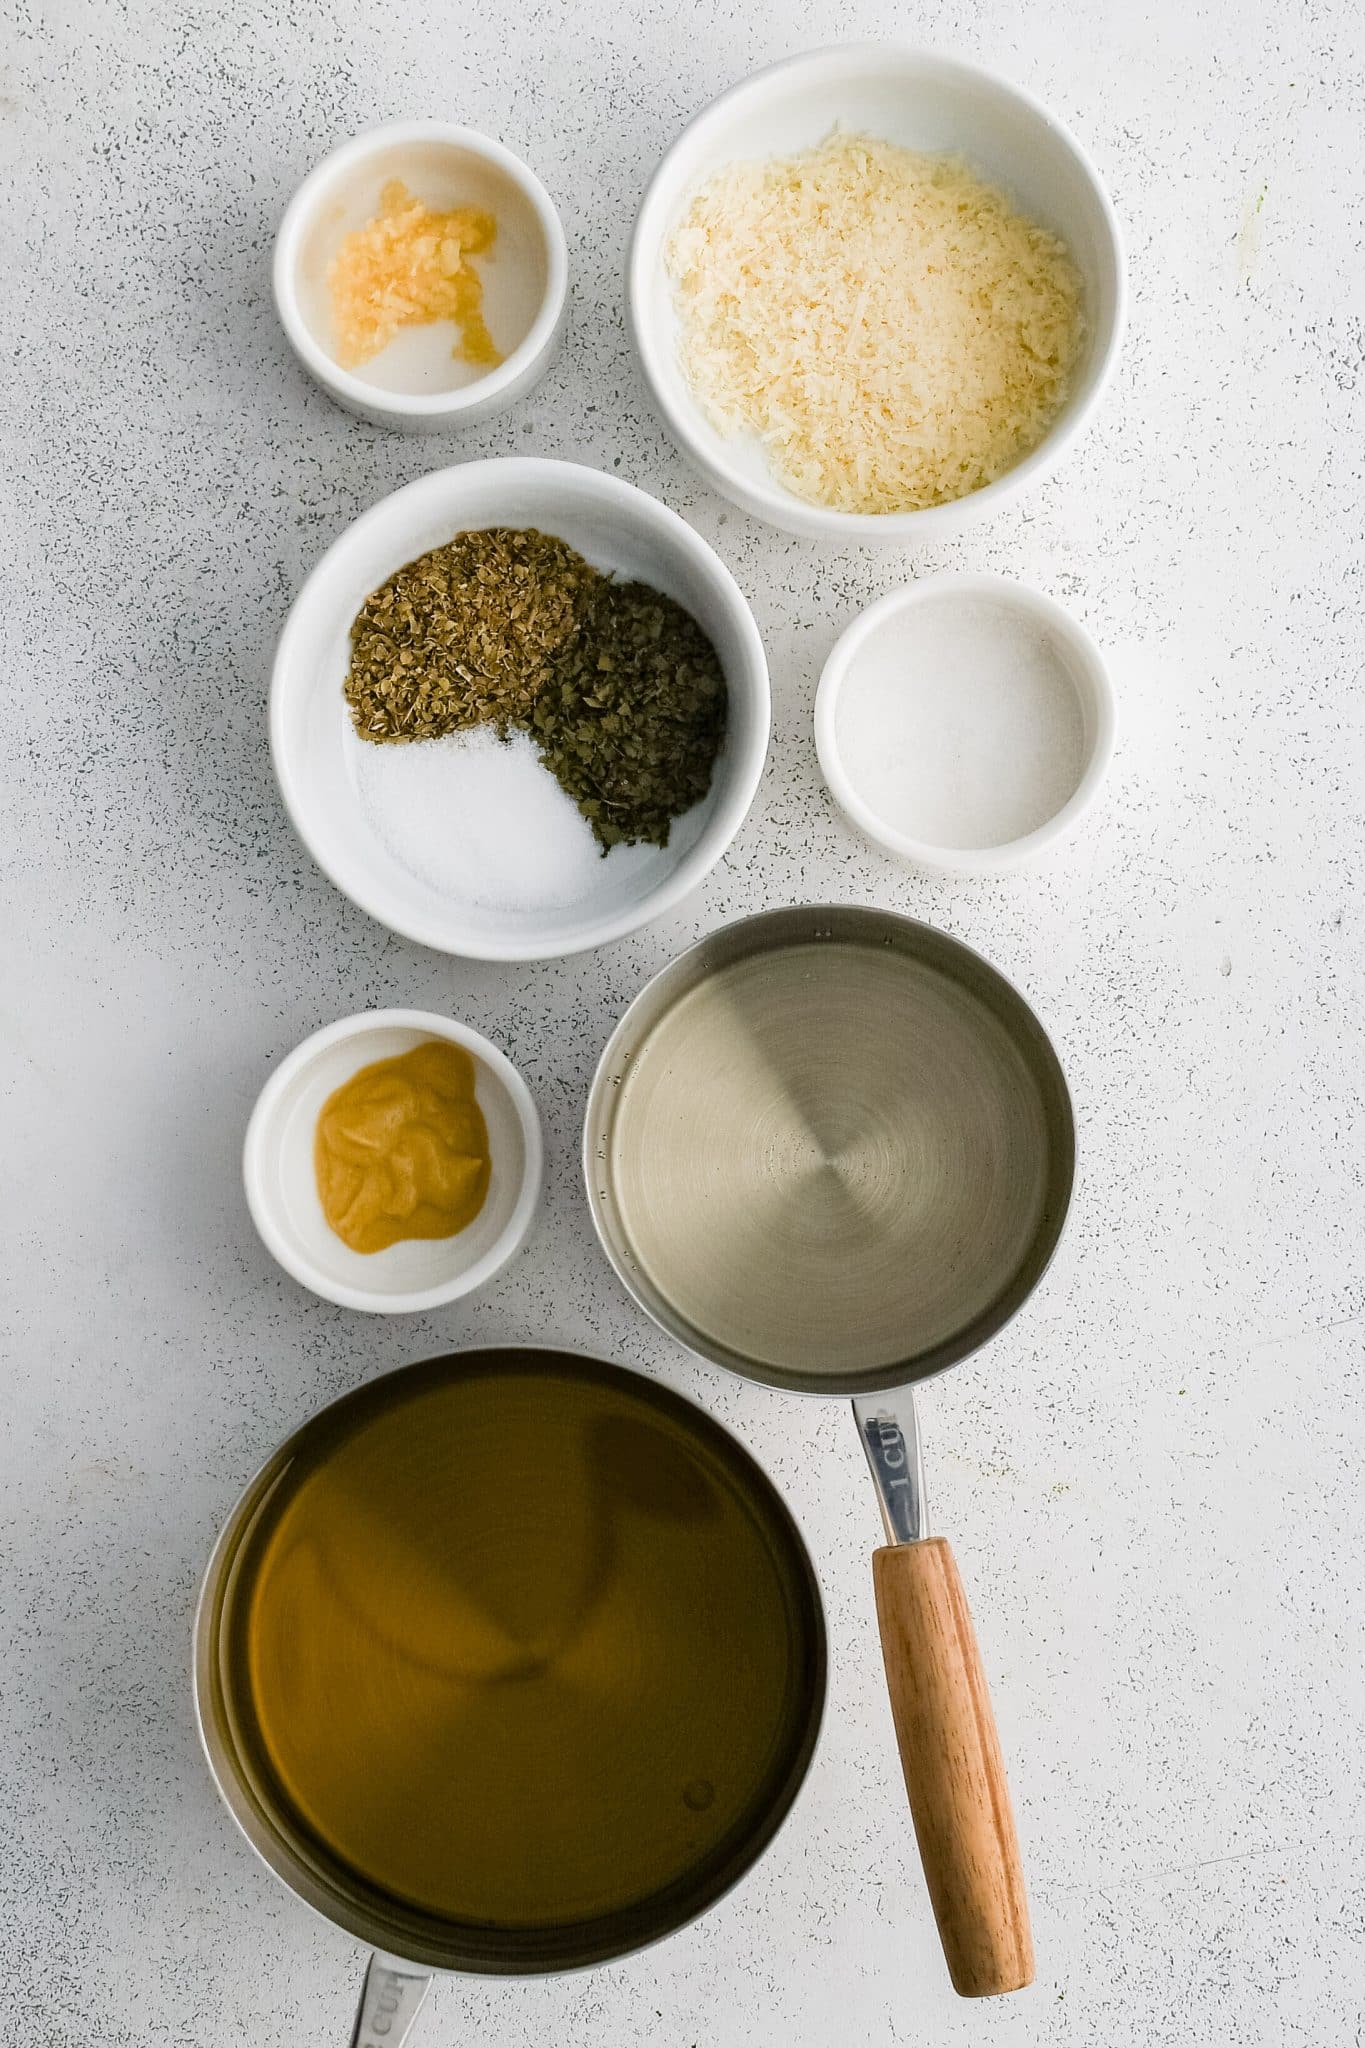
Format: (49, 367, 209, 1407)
(833, 597, 1087, 851)
(350, 725, 669, 911)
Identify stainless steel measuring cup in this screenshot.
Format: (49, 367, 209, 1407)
(584, 906, 1075, 1997)
(194, 1347, 826, 2046)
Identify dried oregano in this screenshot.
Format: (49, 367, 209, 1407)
(343, 528, 728, 851)
(344, 527, 598, 741)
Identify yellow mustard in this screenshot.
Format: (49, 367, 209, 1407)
(314, 1040, 491, 1254)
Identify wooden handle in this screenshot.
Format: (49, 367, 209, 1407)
(872, 1536, 1034, 1997)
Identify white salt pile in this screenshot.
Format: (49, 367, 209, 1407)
(350, 725, 684, 912)
(833, 595, 1087, 851)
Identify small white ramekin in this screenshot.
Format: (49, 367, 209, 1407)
(274, 122, 568, 432)
(814, 573, 1117, 874)
(630, 45, 1126, 543)
(243, 1010, 543, 1313)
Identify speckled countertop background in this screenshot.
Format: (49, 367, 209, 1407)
(3, 1, 1363, 2041)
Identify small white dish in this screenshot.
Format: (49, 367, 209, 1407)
(274, 122, 567, 432)
(814, 573, 1116, 873)
(243, 1009, 543, 1313)
(630, 44, 1126, 543)
(272, 458, 770, 959)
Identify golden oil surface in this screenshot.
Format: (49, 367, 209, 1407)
(223, 1354, 817, 1930)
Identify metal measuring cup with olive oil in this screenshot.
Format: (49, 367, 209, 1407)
(198, 1351, 824, 1990)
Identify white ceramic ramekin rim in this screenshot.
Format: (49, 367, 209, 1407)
(629, 43, 1128, 543)
(270, 457, 771, 960)
(813, 571, 1118, 874)
(242, 1008, 544, 1312)
(273, 121, 569, 421)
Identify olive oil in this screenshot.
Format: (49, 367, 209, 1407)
(215, 1352, 821, 1944)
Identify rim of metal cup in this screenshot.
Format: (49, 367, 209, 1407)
(193, 1345, 828, 1977)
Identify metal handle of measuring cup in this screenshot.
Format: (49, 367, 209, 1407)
(858, 1396, 1034, 1999)
(349, 1955, 433, 2048)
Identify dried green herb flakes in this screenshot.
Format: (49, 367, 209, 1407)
(344, 527, 598, 741)
(343, 527, 728, 852)
(531, 580, 727, 850)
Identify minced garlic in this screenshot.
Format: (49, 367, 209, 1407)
(327, 178, 501, 372)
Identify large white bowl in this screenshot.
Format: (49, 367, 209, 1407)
(630, 45, 1126, 544)
(271, 459, 770, 959)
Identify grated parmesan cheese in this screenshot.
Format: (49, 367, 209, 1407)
(666, 133, 1085, 515)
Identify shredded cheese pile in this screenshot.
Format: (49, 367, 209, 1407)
(328, 179, 501, 371)
(666, 133, 1085, 514)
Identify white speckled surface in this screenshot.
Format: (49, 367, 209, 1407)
(3, 2, 1363, 2042)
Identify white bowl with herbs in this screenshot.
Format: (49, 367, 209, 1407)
(630, 44, 1126, 542)
(271, 458, 770, 959)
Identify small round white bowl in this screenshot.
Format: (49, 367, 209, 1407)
(272, 458, 770, 959)
(243, 1010, 543, 1313)
(274, 122, 567, 432)
(814, 573, 1116, 873)
(630, 45, 1126, 543)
